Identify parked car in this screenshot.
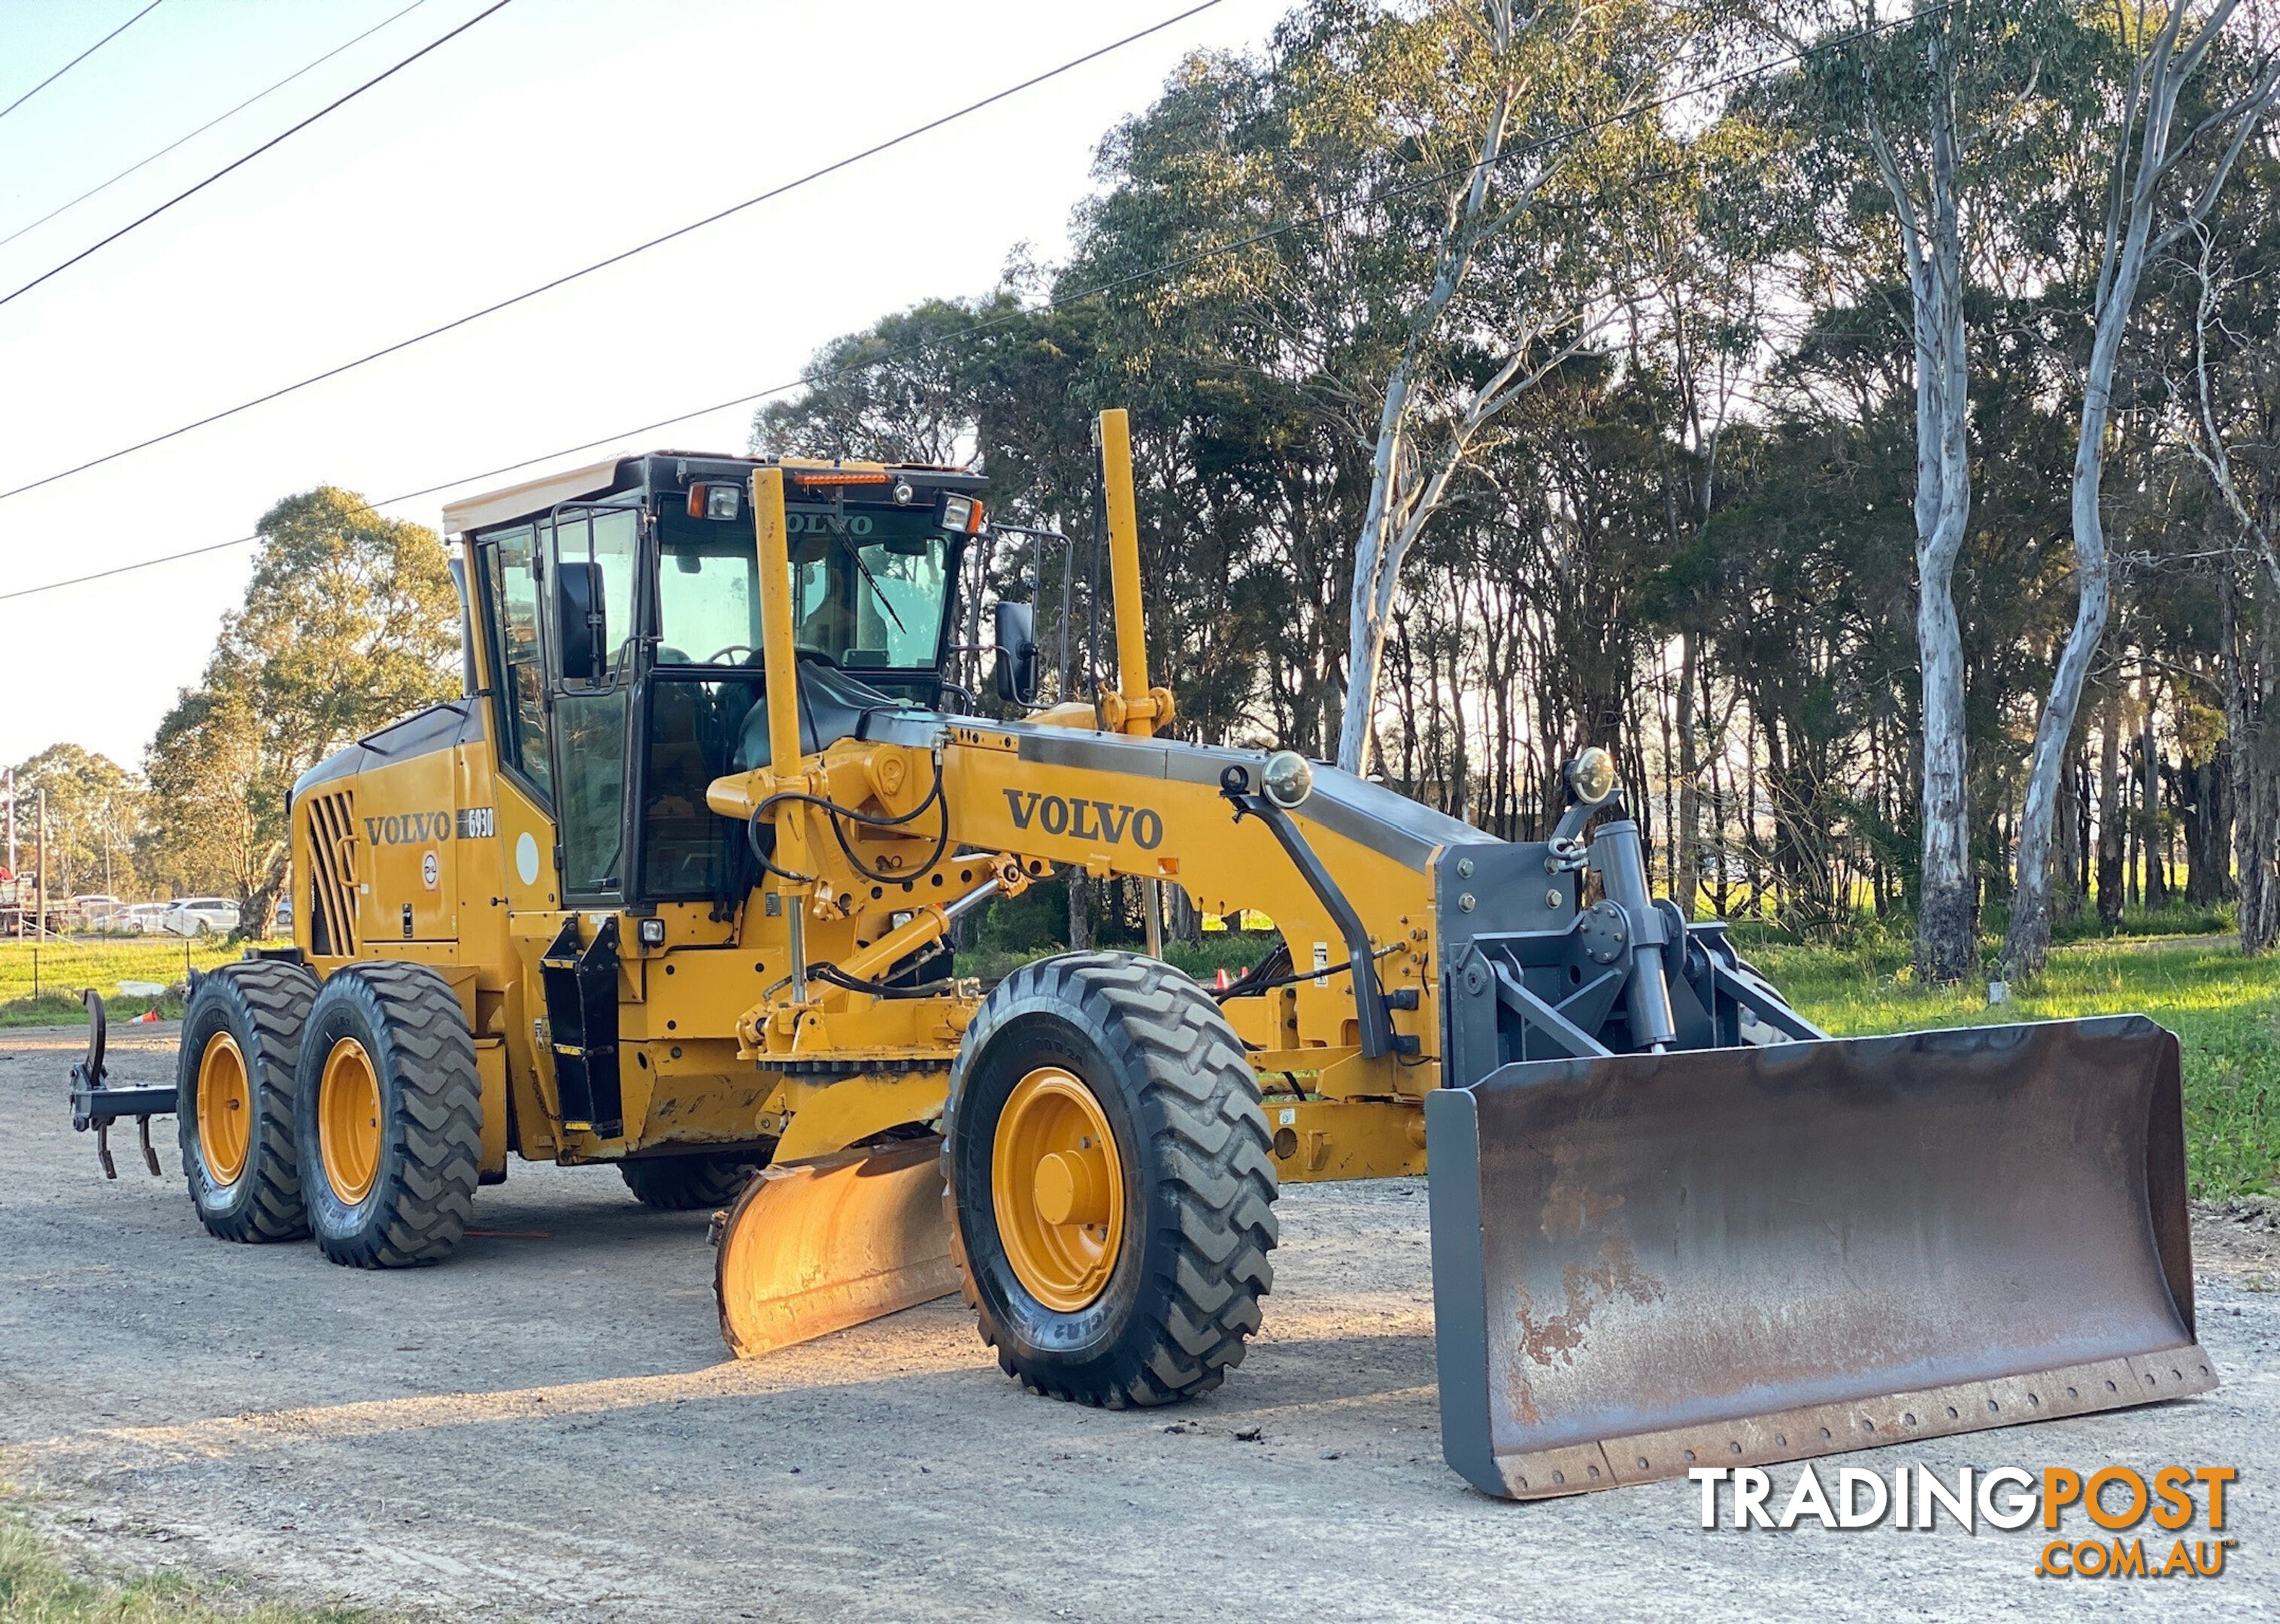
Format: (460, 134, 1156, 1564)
(68, 894, 123, 929)
(115, 902, 173, 935)
(273, 898, 293, 935)
(159, 898, 241, 937)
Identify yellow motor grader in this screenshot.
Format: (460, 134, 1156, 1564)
(69, 411, 2212, 1498)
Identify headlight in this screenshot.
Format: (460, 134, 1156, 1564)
(1568, 747, 1618, 805)
(935, 492, 987, 535)
(1261, 750, 1314, 810)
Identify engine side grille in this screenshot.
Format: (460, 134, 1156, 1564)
(304, 790, 358, 956)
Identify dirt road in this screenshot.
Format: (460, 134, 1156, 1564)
(4, 1023, 2275, 1621)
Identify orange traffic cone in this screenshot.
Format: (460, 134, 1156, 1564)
(135, 1008, 160, 1024)
(1213, 968, 1229, 991)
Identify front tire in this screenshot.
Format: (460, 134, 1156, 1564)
(942, 951, 1277, 1407)
(177, 959, 317, 1242)
(294, 963, 481, 1268)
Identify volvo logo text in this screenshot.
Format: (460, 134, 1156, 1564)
(1002, 790, 1163, 849)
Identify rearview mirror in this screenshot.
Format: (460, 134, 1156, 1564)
(555, 560, 608, 684)
(994, 600, 1038, 707)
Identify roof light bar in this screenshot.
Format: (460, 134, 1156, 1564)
(790, 468, 891, 487)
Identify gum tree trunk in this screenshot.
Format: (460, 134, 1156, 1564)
(2097, 684, 2127, 926)
(1863, 24, 1975, 983)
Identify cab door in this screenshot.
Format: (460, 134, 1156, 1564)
(541, 504, 644, 904)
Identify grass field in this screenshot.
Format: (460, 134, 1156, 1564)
(1752, 935, 2279, 1199)
(0, 1507, 363, 1624)
(0, 940, 260, 1028)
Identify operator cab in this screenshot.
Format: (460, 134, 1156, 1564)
(449, 452, 987, 913)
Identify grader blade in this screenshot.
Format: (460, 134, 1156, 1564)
(1427, 1016, 2215, 1500)
(714, 1139, 959, 1358)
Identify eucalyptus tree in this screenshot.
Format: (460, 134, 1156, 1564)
(1330, 0, 1678, 774)
(2167, 141, 2280, 947)
(2006, 0, 2280, 977)
(143, 488, 458, 931)
(1765, 0, 2099, 978)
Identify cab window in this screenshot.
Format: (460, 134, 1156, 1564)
(541, 508, 639, 898)
(481, 526, 551, 798)
(655, 523, 759, 665)
(655, 504, 951, 670)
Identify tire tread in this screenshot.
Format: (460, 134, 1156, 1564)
(944, 950, 1277, 1409)
(177, 959, 317, 1243)
(300, 962, 480, 1268)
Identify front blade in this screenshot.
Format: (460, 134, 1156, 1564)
(715, 1138, 960, 1358)
(1427, 1017, 2215, 1499)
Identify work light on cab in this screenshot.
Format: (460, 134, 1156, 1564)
(936, 492, 987, 535)
(687, 482, 741, 521)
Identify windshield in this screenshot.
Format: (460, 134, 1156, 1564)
(656, 502, 953, 669)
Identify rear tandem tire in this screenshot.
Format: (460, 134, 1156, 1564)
(177, 959, 317, 1242)
(294, 963, 481, 1268)
(942, 951, 1278, 1408)
(620, 1154, 763, 1210)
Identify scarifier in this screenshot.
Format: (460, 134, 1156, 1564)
(68, 411, 2213, 1497)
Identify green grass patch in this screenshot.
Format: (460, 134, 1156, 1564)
(1752, 937, 2280, 1200)
(2048, 899, 2236, 944)
(0, 1501, 369, 1624)
(0, 941, 275, 1028)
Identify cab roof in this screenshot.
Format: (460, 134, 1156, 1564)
(441, 451, 986, 537)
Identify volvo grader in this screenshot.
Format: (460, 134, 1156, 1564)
(70, 411, 2212, 1498)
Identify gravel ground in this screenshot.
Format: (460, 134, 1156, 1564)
(3, 1023, 2275, 1622)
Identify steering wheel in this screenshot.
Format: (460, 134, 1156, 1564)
(706, 644, 844, 670)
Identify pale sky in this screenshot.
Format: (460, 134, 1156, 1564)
(0, 0, 1287, 768)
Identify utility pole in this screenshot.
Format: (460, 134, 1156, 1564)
(36, 786, 49, 943)
(2, 767, 14, 941)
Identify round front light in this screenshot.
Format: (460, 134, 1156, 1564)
(1261, 750, 1314, 810)
(1569, 747, 1618, 805)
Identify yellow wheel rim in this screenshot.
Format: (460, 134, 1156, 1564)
(195, 1032, 252, 1186)
(318, 1037, 383, 1205)
(991, 1065, 1126, 1313)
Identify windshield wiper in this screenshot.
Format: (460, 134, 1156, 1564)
(828, 534, 906, 635)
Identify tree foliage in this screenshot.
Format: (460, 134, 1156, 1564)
(4, 744, 143, 898)
(141, 488, 458, 929)
(756, 0, 2280, 956)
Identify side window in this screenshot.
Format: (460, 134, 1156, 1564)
(482, 526, 553, 798)
(544, 509, 640, 679)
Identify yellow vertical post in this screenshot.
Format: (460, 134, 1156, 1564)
(750, 467, 810, 992)
(751, 468, 805, 781)
(1097, 409, 1157, 738)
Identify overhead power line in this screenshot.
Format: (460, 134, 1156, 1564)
(0, 4, 1946, 607)
(0, 0, 1232, 508)
(0, 0, 167, 126)
(0, 0, 432, 256)
(0, 0, 515, 314)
